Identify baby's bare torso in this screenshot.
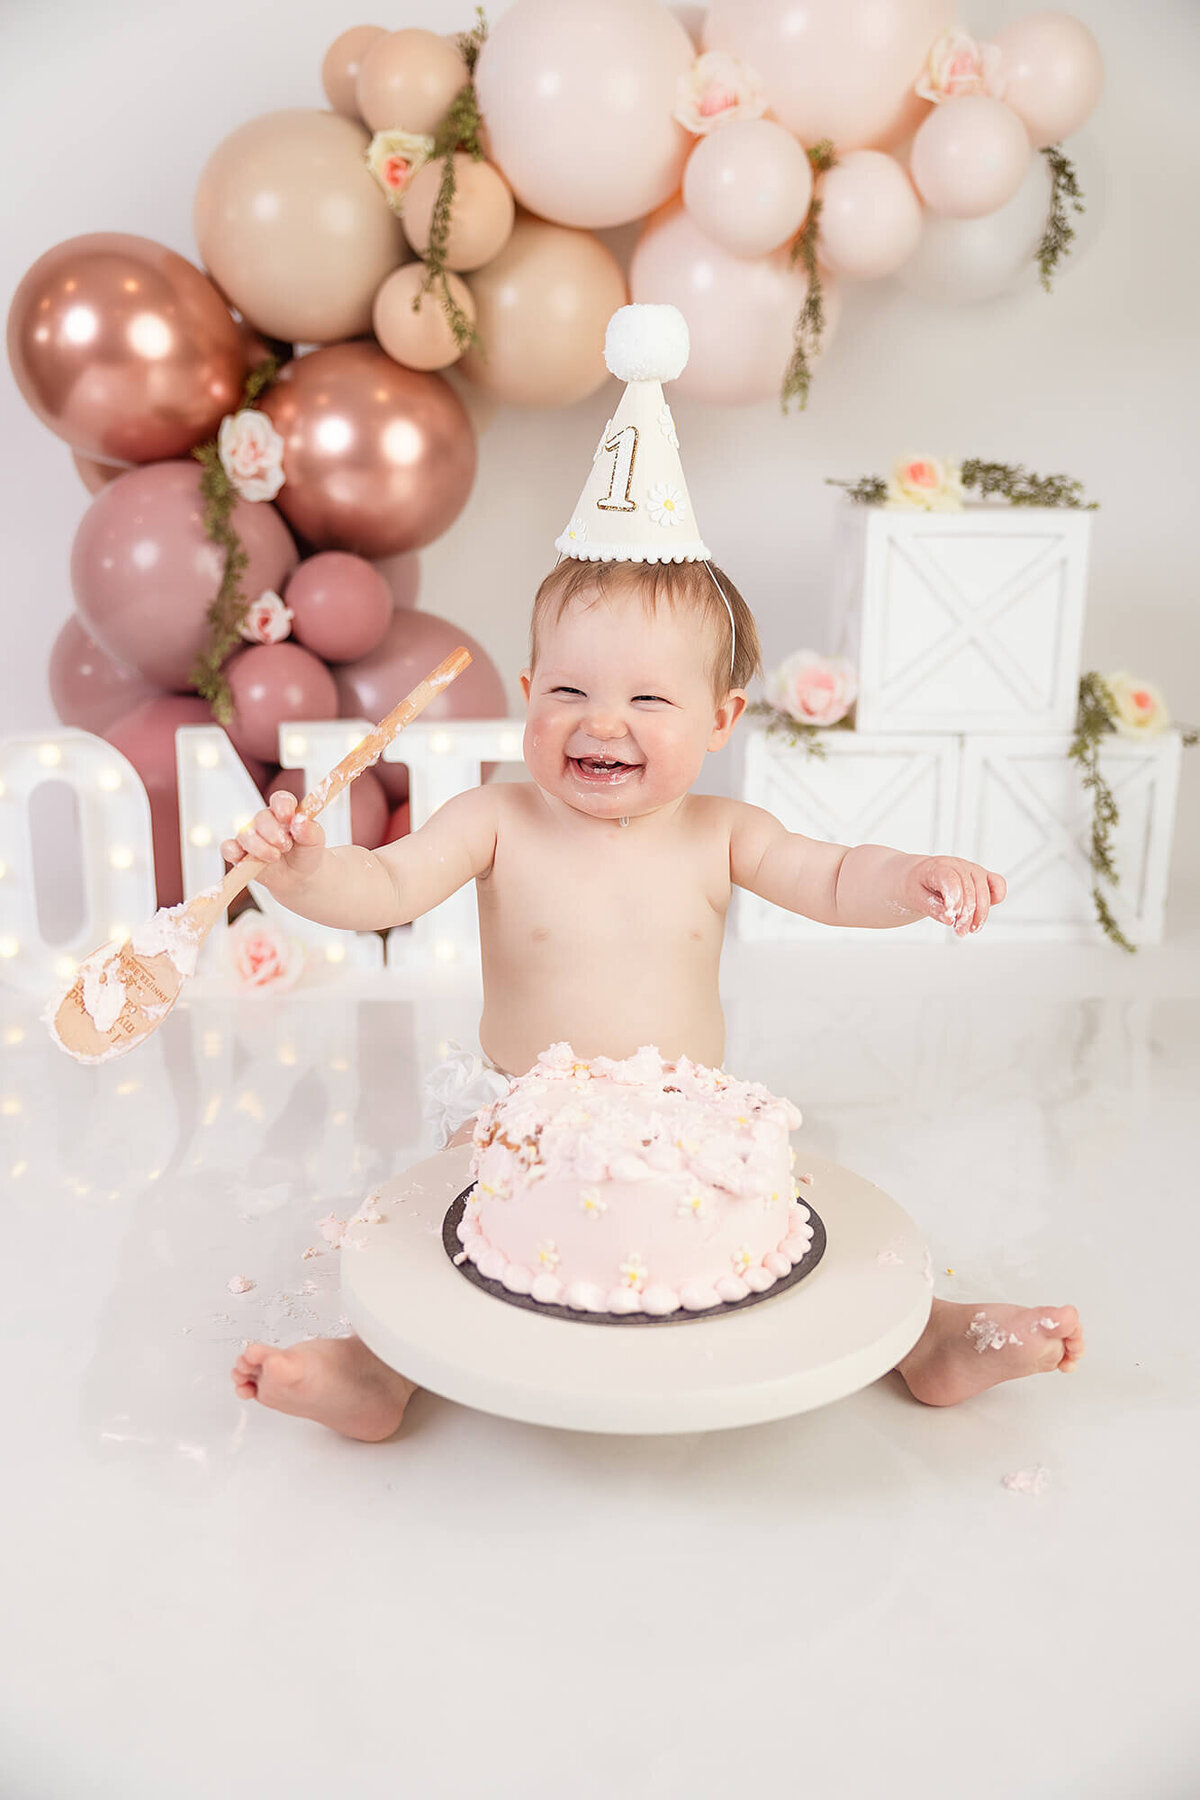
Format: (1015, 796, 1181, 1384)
(477, 784, 734, 1075)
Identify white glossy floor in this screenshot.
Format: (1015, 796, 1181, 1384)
(3, 926, 1199, 1800)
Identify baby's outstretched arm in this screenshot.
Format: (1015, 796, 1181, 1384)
(221, 785, 498, 931)
(729, 803, 1006, 937)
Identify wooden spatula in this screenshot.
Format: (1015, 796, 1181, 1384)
(47, 647, 473, 1064)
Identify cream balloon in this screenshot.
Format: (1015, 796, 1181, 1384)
(474, 0, 693, 228)
(459, 215, 627, 407)
(991, 12, 1104, 149)
(897, 150, 1053, 302)
(374, 263, 476, 371)
(816, 150, 923, 280)
(356, 28, 469, 134)
(401, 156, 516, 271)
(703, 0, 953, 151)
(194, 109, 405, 343)
(910, 95, 1032, 219)
(682, 119, 813, 260)
(321, 25, 386, 118)
(631, 200, 839, 407)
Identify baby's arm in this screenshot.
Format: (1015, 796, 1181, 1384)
(728, 802, 1006, 936)
(221, 784, 498, 931)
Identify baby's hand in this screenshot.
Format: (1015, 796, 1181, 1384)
(221, 789, 325, 879)
(906, 856, 1007, 937)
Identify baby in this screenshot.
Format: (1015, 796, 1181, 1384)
(228, 558, 1084, 1440)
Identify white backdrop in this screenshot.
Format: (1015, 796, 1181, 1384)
(3, 0, 1197, 916)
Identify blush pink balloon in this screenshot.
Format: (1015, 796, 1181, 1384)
(49, 614, 164, 735)
(682, 119, 813, 260)
(224, 642, 339, 765)
(631, 201, 840, 406)
(284, 553, 393, 663)
(474, 0, 693, 228)
(335, 609, 507, 728)
(991, 12, 1103, 149)
(910, 95, 1032, 219)
(104, 696, 267, 907)
(71, 460, 299, 690)
(703, 0, 953, 151)
(372, 551, 420, 609)
(816, 150, 923, 279)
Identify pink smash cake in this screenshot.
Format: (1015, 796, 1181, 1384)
(456, 1043, 814, 1316)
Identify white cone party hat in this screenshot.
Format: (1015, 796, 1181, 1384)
(555, 304, 711, 564)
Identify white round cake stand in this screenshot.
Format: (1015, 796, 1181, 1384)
(340, 1146, 932, 1435)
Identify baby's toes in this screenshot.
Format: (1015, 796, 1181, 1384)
(1031, 1307, 1082, 1371)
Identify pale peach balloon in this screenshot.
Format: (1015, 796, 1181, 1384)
(631, 200, 840, 407)
(474, 0, 693, 228)
(816, 150, 923, 279)
(683, 119, 813, 260)
(374, 263, 477, 371)
(703, 0, 953, 151)
(910, 95, 1032, 219)
(992, 11, 1103, 149)
(459, 215, 627, 408)
(194, 109, 405, 343)
(321, 25, 387, 118)
(401, 156, 516, 271)
(356, 28, 469, 134)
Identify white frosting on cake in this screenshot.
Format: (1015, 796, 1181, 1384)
(458, 1043, 812, 1315)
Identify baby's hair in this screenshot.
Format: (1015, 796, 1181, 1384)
(529, 559, 763, 699)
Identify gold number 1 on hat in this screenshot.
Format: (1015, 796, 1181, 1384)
(595, 424, 639, 513)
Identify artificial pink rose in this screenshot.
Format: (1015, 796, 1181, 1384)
(885, 455, 965, 512)
(1101, 671, 1171, 739)
(765, 651, 858, 727)
(916, 31, 1004, 104)
(217, 408, 286, 502)
(225, 909, 305, 992)
(366, 129, 435, 210)
(674, 51, 767, 136)
(238, 589, 293, 645)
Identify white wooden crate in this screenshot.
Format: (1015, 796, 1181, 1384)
(829, 502, 1091, 735)
(954, 732, 1183, 943)
(735, 724, 959, 943)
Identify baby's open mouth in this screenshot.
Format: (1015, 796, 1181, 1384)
(569, 755, 642, 785)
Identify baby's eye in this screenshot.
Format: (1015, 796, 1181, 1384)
(633, 694, 669, 704)
(551, 686, 585, 696)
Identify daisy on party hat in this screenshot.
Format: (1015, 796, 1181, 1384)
(555, 304, 711, 565)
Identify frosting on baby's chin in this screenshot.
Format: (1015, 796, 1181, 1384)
(459, 1042, 812, 1315)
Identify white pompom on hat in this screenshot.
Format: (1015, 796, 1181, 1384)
(555, 302, 711, 565)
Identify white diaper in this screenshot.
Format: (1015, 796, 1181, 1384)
(422, 1041, 513, 1149)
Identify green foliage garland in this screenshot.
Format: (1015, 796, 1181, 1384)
(188, 355, 280, 725)
(827, 459, 1097, 510)
(780, 140, 838, 414)
(419, 7, 489, 354)
(1069, 673, 1134, 951)
(1037, 145, 1085, 293)
(746, 699, 838, 758)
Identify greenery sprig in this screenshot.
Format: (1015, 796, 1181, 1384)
(1037, 145, 1085, 293)
(781, 140, 837, 414)
(188, 354, 280, 725)
(827, 459, 1097, 510)
(419, 7, 489, 354)
(745, 699, 839, 758)
(1069, 673, 1134, 952)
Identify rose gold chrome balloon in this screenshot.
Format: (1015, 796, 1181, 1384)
(6, 233, 247, 462)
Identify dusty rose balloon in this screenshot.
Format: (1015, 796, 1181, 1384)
(6, 233, 247, 463)
(683, 119, 813, 259)
(372, 551, 420, 609)
(910, 95, 1032, 219)
(401, 157, 516, 271)
(992, 12, 1103, 149)
(224, 642, 339, 765)
(193, 110, 405, 344)
(335, 609, 507, 729)
(49, 614, 164, 735)
(459, 215, 627, 407)
(258, 343, 476, 557)
(104, 697, 267, 907)
(373, 263, 476, 371)
(816, 150, 923, 279)
(71, 460, 299, 691)
(284, 553, 393, 663)
(356, 28, 469, 133)
(631, 200, 839, 406)
(703, 0, 952, 151)
(475, 0, 693, 228)
(322, 24, 387, 118)
(383, 800, 411, 844)
(72, 452, 127, 495)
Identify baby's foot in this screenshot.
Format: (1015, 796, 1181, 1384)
(896, 1299, 1085, 1408)
(231, 1336, 417, 1441)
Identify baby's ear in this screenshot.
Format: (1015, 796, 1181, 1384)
(709, 689, 747, 749)
(519, 669, 532, 703)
